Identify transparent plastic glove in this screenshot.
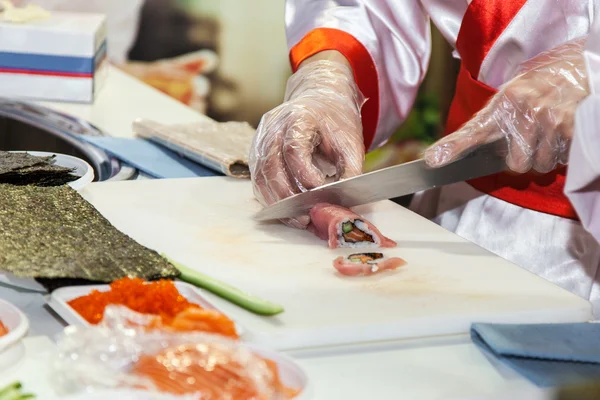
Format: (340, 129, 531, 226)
(425, 37, 590, 173)
(249, 59, 365, 229)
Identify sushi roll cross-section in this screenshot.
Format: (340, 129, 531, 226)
(333, 253, 407, 277)
(308, 203, 397, 249)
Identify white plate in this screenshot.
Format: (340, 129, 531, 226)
(0, 298, 29, 354)
(8, 150, 94, 191)
(48, 281, 244, 336)
(248, 344, 312, 399)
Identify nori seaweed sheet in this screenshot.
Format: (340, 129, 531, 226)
(0, 151, 78, 186)
(0, 169, 77, 187)
(0, 184, 179, 289)
(0, 151, 53, 174)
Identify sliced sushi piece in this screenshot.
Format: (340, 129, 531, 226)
(333, 253, 406, 276)
(308, 203, 396, 249)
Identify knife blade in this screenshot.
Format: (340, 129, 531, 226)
(253, 139, 507, 221)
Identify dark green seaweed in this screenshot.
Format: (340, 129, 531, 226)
(0, 151, 77, 186)
(0, 184, 179, 286)
(0, 151, 53, 174)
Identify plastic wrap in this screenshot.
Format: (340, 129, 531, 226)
(425, 37, 590, 173)
(133, 118, 255, 178)
(52, 306, 298, 399)
(249, 60, 366, 229)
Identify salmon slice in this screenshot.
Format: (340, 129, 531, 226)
(131, 344, 299, 399)
(168, 308, 238, 338)
(68, 277, 239, 338)
(333, 253, 407, 276)
(308, 203, 396, 249)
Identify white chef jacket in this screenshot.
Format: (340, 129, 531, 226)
(16, 0, 145, 64)
(286, 0, 600, 316)
(565, 9, 600, 247)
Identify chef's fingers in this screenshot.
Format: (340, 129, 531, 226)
(260, 142, 311, 229)
(505, 122, 538, 173)
(423, 104, 504, 168)
(531, 107, 561, 173)
(532, 105, 574, 172)
(253, 159, 309, 229)
(263, 143, 301, 201)
(313, 106, 364, 181)
(254, 171, 309, 229)
(251, 114, 301, 206)
(336, 138, 365, 180)
(250, 112, 280, 204)
(554, 104, 575, 166)
(493, 82, 542, 173)
(556, 130, 573, 166)
(532, 131, 558, 174)
(282, 110, 326, 191)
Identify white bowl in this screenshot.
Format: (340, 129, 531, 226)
(8, 151, 94, 191)
(247, 343, 312, 399)
(0, 298, 29, 354)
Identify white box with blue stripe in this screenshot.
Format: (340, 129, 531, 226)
(0, 11, 107, 103)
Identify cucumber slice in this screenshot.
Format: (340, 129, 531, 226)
(164, 255, 284, 316)
(342, 221, 353, 234)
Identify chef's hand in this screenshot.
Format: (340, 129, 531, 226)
(249, 51, 365, 229)
(424, 38, 590, 173)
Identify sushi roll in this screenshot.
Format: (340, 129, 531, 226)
(333, 253, 407, 276)
(308, 203, 397, 249)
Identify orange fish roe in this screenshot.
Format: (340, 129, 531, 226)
(67, 278, 238, 339)
(68, 277, 199, 325)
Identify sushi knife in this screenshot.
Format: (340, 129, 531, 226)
(253, 139, 507, 221)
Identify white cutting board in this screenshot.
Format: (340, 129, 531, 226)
(80, 177, 592, 350)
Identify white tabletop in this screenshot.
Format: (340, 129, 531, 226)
(0, 335, 545, 400)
